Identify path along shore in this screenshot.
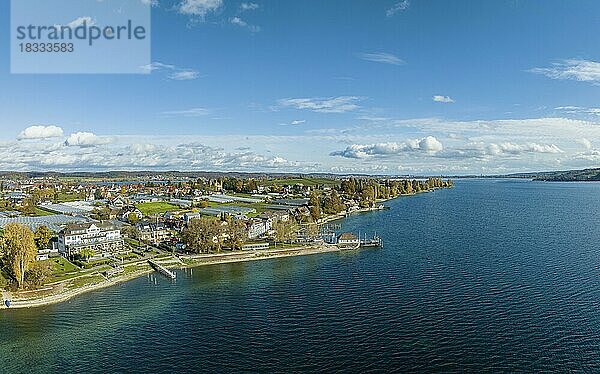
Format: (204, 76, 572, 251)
(1, 244, 340, 310)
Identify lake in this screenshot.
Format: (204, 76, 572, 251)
(2, 179, 600, 372)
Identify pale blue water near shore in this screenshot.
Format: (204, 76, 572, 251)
(2, 179, 600, 373)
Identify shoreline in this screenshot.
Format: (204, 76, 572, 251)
(1, 244, 341, 310)
(0, 190, 437, 310)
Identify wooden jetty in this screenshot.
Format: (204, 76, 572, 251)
(148, 259, 176, 279)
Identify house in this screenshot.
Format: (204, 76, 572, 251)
(5, 191, 29, 206)
(58, 222, 124, 257)
(36, 238, 59, 261)
(110, 197, 127, 209)
(183, 212, 202, 225)
(248, 218, 270, 239)
(135, 221, 172, 245)
(337, 232, 359, 249)
(119, 207, 143, 222)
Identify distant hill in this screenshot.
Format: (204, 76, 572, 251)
(507, 168, 600, 181)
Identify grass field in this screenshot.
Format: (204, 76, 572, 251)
(49, 257, 78, 273)
(54, 193, 83, 203)
(43, 257, 80, 283)
(136, 202, 179, 216)
(32, 207, 55, 216)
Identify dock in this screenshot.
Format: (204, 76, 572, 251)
(360, 235, 383, 248)
(148, 259, 176, 279)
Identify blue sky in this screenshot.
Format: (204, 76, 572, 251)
(2, 0, 600, 174)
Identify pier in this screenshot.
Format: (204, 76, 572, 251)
(148, 259, 176, 279)
(360, 235, 383, 248)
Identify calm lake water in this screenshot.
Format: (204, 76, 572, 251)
(2, 179, 600, 373)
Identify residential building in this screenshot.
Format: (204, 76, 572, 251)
(119, 207, 143, 222)
(58, 222, 124, 257)
(135, 221, 172, 244)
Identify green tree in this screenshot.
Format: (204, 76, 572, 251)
(323, 190, 345, 214)
(226, 219, 248, 251)
(121, 225, 139, 240)
(25, 261, 52, 288)
(79, 249, 95, 262)
(2, 223, 37, 288)
(127, 212, 140, 224)
(360, 186, 376, 208)
(34, 225, 52, 251)
(309, 191, 321, 221)
(183, 216, 224, 253)
(273, 218, 298, 244)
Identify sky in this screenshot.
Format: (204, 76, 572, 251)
(1, 0, 600, 175)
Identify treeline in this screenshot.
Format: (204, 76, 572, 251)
(182, 216, 248, 253)
(221, 178, 259, 193)
(308, 177, 454, 219)
(341, 177, 452, 199)
(181, 215, 303, 254)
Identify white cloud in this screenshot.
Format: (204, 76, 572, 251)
(4, 140, 292, 171)
(65, 132, 110, 147)
(419, 136, 444, 152)
(168, 70, 200, 80)
(141, 61, 200, 80)
(578, 138, 592, 150)
(17, 125, 64, 140)
(141, 62, 175, 72)
(279, 120, 306, 126)
(240, 2, 259, 11)
(555, 105, 600, 116)
(178, 0, 222, 17)
(359, 52, 404, 66)
(331, 136, 443, 159)
(230, 17, 260, 32)
(161, 108, 209, 117)
(530, 59, 600, 84)
(386, 0, 410, 17)
(433, 95, 455, 103)
(5, 116, 600, 174)
(278, 96, 362, 113)
(485, 142, 563, 156)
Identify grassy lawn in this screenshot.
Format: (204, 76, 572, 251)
(116, 252, 140, 261)
(67, 274, 105, 288)
(136, 202, 179, 216)
(54, 193, 83, 203)
(32, 207, 55, 216)
(47, 257, 78, 273)
(42, 257, 80, 283)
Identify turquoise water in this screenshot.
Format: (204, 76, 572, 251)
(2, 179, 600, 372)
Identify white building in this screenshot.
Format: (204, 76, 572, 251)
(135, 221, 172, 245)
(58, 222, 124, 257)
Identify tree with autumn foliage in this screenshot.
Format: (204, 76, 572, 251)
(2, 223, 37, 288)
